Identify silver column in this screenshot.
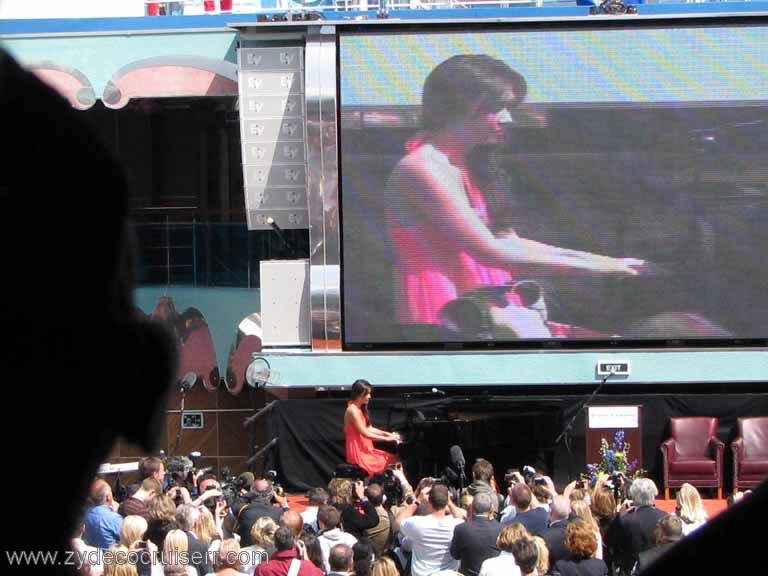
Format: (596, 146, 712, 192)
(306, 26, 341, 351)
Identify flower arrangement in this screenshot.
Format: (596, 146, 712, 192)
(587, 431, 644, 482)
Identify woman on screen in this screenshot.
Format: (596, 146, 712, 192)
(344, 379, 401, 476)
(386, 54, 644, 332)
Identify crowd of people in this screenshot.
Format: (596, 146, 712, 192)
(73, 455, 747, 576)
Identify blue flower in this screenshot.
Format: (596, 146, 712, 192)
(614, 431, 625, 451)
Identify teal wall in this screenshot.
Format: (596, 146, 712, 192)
(258, 350, 767, 388)
(136, 286, 260, 374)
(134, 287, 766, 387)
(2, 31, 237, 98)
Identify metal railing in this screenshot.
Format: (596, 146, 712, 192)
(142, 0, 753, 16)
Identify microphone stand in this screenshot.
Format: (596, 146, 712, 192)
(553, 374, 612, 481)
(269, 220, 297, 258)
(245, 437, 279, 467)
(172, 383, 189, 456)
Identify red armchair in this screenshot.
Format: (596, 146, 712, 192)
(660, 417, 724, 499)
(732, 417, 768, 491)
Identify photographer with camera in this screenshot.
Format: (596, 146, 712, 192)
(502, 482, 549, 536)
(329, 478, 380, 539)
(228, 472, 256, 512)
(463, 459, 505, 517)
(187, 473, 229, 533)
(300, 487, 329, 534)
(395, 483, 465, 576)
(608, 477, 667, 575)
(541, 495, 572, 566)
(236, 478, 290, 547)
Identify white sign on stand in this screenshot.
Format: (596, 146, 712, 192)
(588, 405, 639, 429)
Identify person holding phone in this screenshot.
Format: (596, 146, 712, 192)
(344, 379, 402, 476)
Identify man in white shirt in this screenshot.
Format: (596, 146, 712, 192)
(300, 487, 328, 533)
(395, 484, 465, 576)
(317, 505, 357, 571)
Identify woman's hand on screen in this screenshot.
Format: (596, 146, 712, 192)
(589, 256, 645, 276)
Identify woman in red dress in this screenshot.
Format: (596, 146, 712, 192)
(344, 379, 401, 476)
(386, 55, 645, 330)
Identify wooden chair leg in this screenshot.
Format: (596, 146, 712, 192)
(664, 487, 670, 500)
(717, 487, 722, 500)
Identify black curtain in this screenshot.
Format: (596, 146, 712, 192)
(265, 394, 768, 492)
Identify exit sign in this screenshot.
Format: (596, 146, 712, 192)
(597, 361, 631, 377)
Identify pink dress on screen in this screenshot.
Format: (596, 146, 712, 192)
(388, 142, 518, 324)
(345, 403, 398, 476)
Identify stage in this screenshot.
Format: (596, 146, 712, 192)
(263, 392, 768, 493)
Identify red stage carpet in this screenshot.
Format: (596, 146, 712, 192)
(287, 494, 309, 512)
(655, 498, 727, 518)
(288, 494, 727, 519)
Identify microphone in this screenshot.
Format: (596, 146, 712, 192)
(179, 372, 197, 391)
(449, 445, 467, 474)
(431, 387, 446, 396)
(266, 216, 296, 257)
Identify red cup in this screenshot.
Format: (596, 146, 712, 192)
(147, 2, 160, 15)
(204, 0, 216, 11)
(220, 0, 233, 10)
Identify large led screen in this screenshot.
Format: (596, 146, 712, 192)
(339, 23, 768, 348)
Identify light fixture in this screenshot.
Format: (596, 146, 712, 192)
(245, 356, 271, 388)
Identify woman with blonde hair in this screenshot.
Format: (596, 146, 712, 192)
(240, 517, 277, 576)
(675, 482, 707, 535)
(120, 515, 148, 548)
(104, 544, 138, 576)
(250, 516, 278, 551)
(370, 555, 399, 576)
(570, 500, 603, 560)
(532, 536, 549, 576)
(192, 505, 221, 549)
(162, 529, 197, 576)
(215, 539, 243, 575)
(479, 523, 531, 576)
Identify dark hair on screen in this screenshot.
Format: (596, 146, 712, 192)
(421, 54, 528, 132)
(421, 55, 528, 234)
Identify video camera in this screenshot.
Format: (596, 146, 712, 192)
(264, 469, 285, 498)
(604, 471, 627, 501)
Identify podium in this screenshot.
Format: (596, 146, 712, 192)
(586, 405, 643, 473)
